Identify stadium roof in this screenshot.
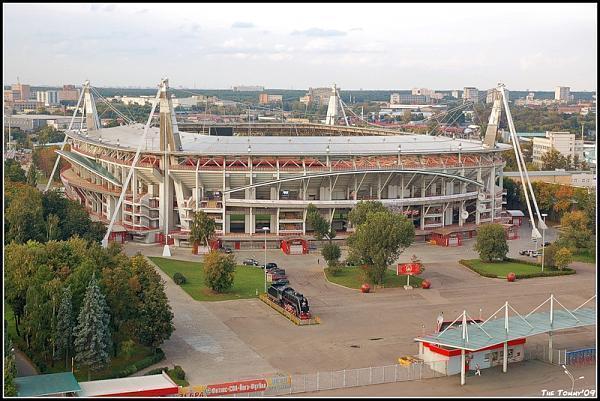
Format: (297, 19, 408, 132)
(415, 296, 596, 352)
(57, 150, 121, 186)
(68, 123, 511, 156)
(15, 372, 81, 397)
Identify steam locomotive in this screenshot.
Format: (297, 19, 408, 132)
(267, 284, 311, 319)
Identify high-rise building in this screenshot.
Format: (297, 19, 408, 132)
(486, 88, 509, 104)
(451, 90, 462, 99)
(59, 85, 81, 102)
(555, 86, 570, 102)
(36, 90, 60, 106)
(391, 93, 430, 104)
(12, 83, 31, 101)
(463, 87, 479, 104)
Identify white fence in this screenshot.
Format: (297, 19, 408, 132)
(524, 344, 596, 367)
(221, 361, 446, 397)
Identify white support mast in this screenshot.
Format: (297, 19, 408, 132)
(498, 84, 545, 239)
(44, 82, 87, 192)
(101, 81, 162, 248)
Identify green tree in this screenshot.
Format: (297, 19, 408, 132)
(26, 164, 39, 187)
(5, 159, 27, 182)
(554, 247, 573, 270)
(347, 210, 415, 284)
(3, 337, 17, 397)
(4, 184, 45, 244)
(541, 148, 569, 170)
(203, 250, 236, 293)
(189, 210, 216, 248)
(56, 286, 74, 369)
(559, 211, 593, 251)
(503, 177, 521, 210)
(74, 274, 112, 380)
(46, 213, 60, 241)
(321, 243, 341, 267)
(348, 201, 389, 227)
(130, 255, 174, 349)
(307, 203, 336, 243)
(474, 223, 509, 262)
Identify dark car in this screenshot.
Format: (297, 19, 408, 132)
(221, 246, 233, 254)
(272, 278, 290, 286)
(265, 262, 278, 270)
(543, 241, 552, 247)
(243, 258, 259, 266)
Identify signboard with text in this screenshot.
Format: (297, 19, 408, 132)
(397, 263, 422, 276)
(179, 379, 268, 397)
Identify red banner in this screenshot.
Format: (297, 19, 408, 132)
(198, 379, 268, 397)
(397, 263, 421, 275)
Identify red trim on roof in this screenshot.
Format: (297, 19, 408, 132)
(97, 386, 179, 397)
(423, 338, 526, 357)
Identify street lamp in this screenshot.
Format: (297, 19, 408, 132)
(562, 365, 584, 392)
(541, 213, 548, 272)
(262, 227, 269, 293)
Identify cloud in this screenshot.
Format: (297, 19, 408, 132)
(232, 21, 254, 28)
(291, 28, 346, 37)
(90, 4, 116, 13)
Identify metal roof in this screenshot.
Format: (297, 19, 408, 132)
(67, 124, 511, 156)
(57, 150, 121, 186)
(77, 373, 178, 397)
(506, 210, 525, 217)
(15, 372, 81, 397)
(415, 296, 596, 351)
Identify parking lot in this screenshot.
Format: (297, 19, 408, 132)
(125, 222, 595, 390)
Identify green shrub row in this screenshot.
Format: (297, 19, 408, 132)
(105, 348, 165, 379)
(514, 269, 575, 279)
(458, 260, 498, 278)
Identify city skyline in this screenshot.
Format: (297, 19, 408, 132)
(3, 3, 597, 91)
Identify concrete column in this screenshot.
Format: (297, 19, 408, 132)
(461, 349, 466, 386)
(548, 332, 553, 363)
(503, 341, 508, 373)
(420, 205, 425, 230)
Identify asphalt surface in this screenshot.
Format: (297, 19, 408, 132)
(123, 221, 596, 396)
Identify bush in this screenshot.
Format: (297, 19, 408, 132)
(327, 261, 343, 276)
(321, 243, 341, 267)
(474, 223, 509, 262)
(173, 272, 187, 285)
(170, 365, 186, 380)
(111, 348, 165, 379)
(119, 339, 135, 360)
(145, 367, 169, 376)
(203, 251, 235, 293)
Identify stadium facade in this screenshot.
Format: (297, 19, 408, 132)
(57, 81, 511, 246)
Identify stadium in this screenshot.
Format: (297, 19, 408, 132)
(55, 80, 511, 249)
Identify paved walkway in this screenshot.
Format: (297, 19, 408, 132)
(14, 349, 38, 377)
(125, 245, 276, 385)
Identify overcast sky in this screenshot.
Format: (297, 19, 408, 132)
(3, 3, 597, 91)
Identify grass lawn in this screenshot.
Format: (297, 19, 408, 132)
(572, 250, 595, 264)
(149, 256, 265, 301)
(461, 259, 575, 278)
(324, 265, 423, 289)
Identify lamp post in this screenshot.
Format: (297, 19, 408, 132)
(562, 365, 584, 393)
(541, 213, 548, 272)
(263, 227, 269, 293)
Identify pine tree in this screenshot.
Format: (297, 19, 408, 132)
(73, 274, 112, 379)
(56, 286, 74, 369)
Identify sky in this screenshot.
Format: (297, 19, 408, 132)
(2, 3, 597, 91)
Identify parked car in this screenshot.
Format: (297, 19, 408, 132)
(271, 278, 289, 286)
(243, 258, 260, 266)
(265, 262, 278, 270)
(543, 241, 552, 247)
(519, 249, 532, 256)
(529, 250, 541, 257)
(220, 246, 233, 254)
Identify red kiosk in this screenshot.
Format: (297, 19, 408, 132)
(281, 238, 309, 255)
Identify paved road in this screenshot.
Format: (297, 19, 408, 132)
(298, 360, 596, 397)
(123, 221, 596, 395)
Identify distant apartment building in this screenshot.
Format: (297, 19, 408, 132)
(554, 86, 571, 102)
(5, 114, 84, 131)
(59, 85, 80, 102)
(390, 93, 430, 104)
(36, 90, 60, 106)
(233, 85, 264, 92)
(486, 88, 509, 104)
(411, 88, 434, 96)
(532, 131, 584, 166)
(463, 87, 479, 104)
(505, 170, 596, 190)
(451, 90, 462, 99)
(258, 93, 283, 104)
(4, 83, 32, 102)
(299, 95, 311, 104)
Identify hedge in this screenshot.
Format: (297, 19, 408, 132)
(105, 348, 165, 379)
(459, 259, 575, 280)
